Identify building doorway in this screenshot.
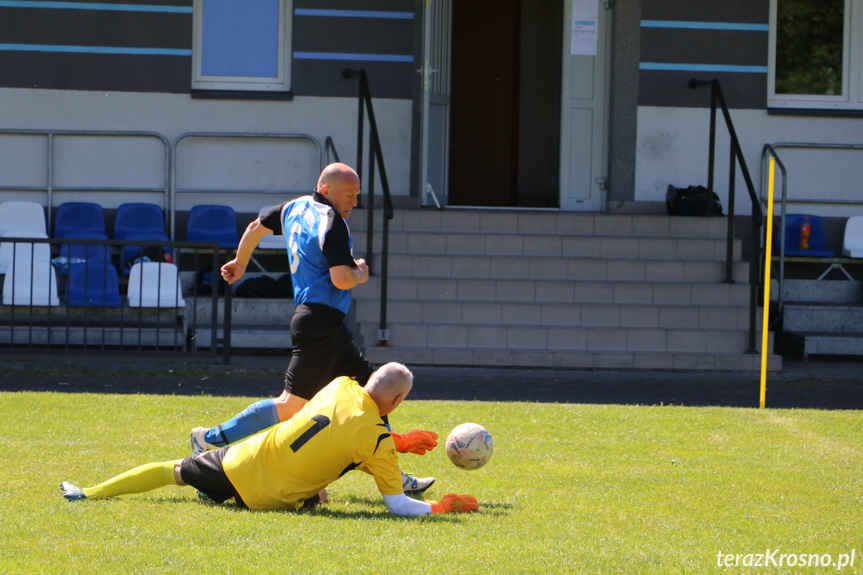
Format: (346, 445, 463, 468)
(446, 0, 562, 208)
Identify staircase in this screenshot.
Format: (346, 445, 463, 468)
(779, 279, 863, 361)
(350, 209, 781, 371)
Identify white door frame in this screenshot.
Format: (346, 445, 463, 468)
(418, 0, 451, 208)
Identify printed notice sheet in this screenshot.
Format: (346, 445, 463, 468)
(570, 0, 598, 56)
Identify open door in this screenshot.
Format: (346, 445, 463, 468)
(419, 0, 608, 211)
(447, 0, 562, 208)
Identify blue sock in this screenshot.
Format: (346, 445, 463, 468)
(205, 398, 280, 446)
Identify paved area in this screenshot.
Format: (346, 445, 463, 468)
(0, 353, 863, 409)
(1, 350, 860, 410)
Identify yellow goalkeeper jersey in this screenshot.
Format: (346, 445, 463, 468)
(222, 376, 403, 511)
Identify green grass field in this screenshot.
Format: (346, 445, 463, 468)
(1, 391, 861, 574)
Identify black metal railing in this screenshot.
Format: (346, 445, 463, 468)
(343, 68, 394, 347)
(0, 236, 232, 363)
(689, 78, 763, 353)
(324, 136, 341, 164)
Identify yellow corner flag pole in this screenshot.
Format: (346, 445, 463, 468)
(760, 156, 776, 408)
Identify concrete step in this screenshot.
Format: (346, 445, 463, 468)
(783, 304, 863, 334)
(356, 301, 761, 332)
(355, 253, 748, 283)
(354, 278, 753, 307)
(784, 332, 863, 361)
(361, 323, 773, 355)
(351, 210, 730, 240)
(774, 279, 863, 305)
(0, 324, 187, 348)
(192, 297, 295, 324)
(0, 305, 185, 325)
(353, 232, 741, 263)
(192, 325, 292, 350)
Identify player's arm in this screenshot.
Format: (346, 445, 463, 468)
(221, 204, 284, 285)
(329, 259, 369, 290)
(323, 215, 368, 290)
(221, 218, 273, 284)
(382, 493, 478, 517)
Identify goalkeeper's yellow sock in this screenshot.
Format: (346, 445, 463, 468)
(82, 461, 178, 499)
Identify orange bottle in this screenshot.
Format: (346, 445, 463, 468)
(799, 215, 810, 250)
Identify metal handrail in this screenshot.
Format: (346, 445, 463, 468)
(760, 142, 863, 314)
(760, 145, 789, 315)
(343, 68, 394, 347)
(170, 131, 324, 239)
(0, 129, 171, 236)
(324, 136, 341, 164)
(689, 78, 763, 353)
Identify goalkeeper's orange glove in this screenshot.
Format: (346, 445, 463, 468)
(390, 430, 438, 455)
(428, 493, 479, 514)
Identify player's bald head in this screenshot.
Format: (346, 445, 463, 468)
(318, 162, 359, 190)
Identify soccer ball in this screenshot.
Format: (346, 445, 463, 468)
(446, 423, 493, 470)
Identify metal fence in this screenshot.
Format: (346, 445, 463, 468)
(0, 236, 232, 362)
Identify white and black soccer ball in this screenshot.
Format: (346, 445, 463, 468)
(446, 423, 493, 470)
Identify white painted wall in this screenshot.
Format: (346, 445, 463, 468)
(636, 106, 863, 218)
(0, 88, 413, 214)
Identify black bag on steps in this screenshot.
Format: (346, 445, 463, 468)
(666, 185, 723, 217)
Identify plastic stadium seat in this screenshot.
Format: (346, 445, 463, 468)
(186, 204, 239, 249)
(777, 214, 833, 258)
(67, 262, 122, 307)
(114, 203, 168, 240)
(2, 260, 60, 306)
(127, 262, 185, 308)
(841, 215, 863, 258)
(114, 203, 172, 273)
(0, 201, 47, 236)
(257, 205, 287, 250)
(56, 234, 112, 276)
(0, 230, 50, 274)
(54, 202, 107, 239)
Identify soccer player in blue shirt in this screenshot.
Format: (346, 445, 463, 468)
(192, 163, 436, 493)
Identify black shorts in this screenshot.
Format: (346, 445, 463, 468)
(284, 303, 374, 399)
(180, 448, 247, 508)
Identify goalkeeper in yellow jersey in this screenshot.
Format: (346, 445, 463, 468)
(60, 363, 478, 516)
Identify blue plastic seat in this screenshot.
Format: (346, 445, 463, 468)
(778, 214, 834, 258)
(186, 204, 239, 248)
(54, 202, 107, 239)
(114, 203, 168, 240)
(67, 262, 122, 307)
(114, 203, 172, 273)
(56, 234, 112, 276)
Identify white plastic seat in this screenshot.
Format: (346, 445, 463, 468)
(2, 260, 60, 306)
(0, 230, 50, 274)
(841, 215, 863, 258)
(0, 201, 47, 236)
(127, 262, 185, 308)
